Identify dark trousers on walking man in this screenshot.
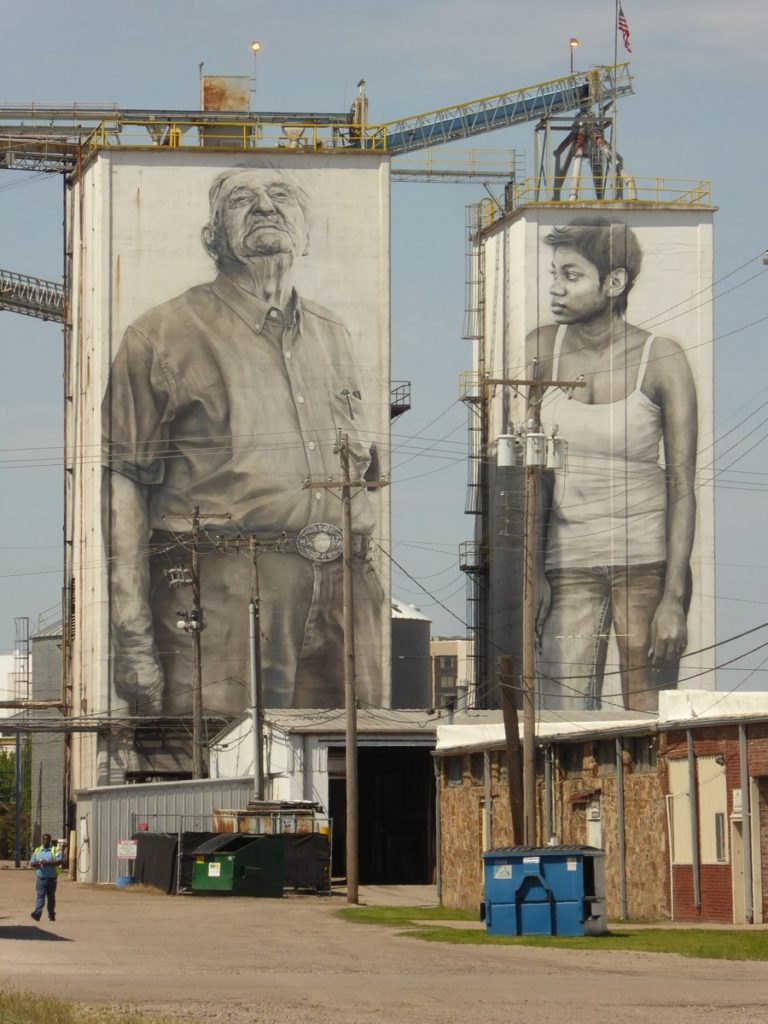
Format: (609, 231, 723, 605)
(29, 833, 62, 923)
(32, 875, 58, 921)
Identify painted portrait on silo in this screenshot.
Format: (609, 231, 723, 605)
(521, 213, 714, 713)
(101, 154, 390, 742)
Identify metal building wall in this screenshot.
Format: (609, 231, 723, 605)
(391, 615, 432, 709)
(75, 776, 254, 883)
(30, 631, 65, 841)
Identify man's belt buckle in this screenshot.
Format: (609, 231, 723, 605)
(296, 523, 343, 563)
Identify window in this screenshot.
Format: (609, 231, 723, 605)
(497, 751, 508, 783)
(715, 812, 726, 863)
(470, 753, 485, 785)
(630, 735, 657, 772)
(559, 743, 583, 778)
(445, 756, 463, 787)
(596, 740, 616, 776)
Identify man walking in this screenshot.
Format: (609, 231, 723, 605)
(30, 833, 62, 922)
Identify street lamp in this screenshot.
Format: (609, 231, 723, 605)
(569, 38, 579, 74)
(250, 40, 262, 94)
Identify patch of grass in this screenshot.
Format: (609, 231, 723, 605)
(0, 989, 178, 1024)
(338, 905, 476, 927)
(336, 906, 768, 961)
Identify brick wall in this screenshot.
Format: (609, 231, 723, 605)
(672, 864, 734, 922)
(758, 777, 768, 922)
(664, 725, 768, 922)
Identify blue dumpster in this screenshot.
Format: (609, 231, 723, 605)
(481, 845, 606, 936)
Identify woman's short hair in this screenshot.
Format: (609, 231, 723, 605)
(544, 217, 642, 315)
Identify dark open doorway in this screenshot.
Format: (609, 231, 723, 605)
(328, 745, 434, 884)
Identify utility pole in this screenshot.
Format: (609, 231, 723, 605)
(339, 435, 359, 905)
(303, 433, 388, 905)
(490, 369, 584, 844)
(213, 533, 288, 799)
(498, 654, 524, 842)
(190, 507, 204, 779)
(164, 507, 228, 780)
(248, 536, 265, 802)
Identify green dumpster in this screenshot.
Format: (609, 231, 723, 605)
(190, 834, 284, 897)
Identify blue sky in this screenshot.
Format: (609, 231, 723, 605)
(0, 0, 766, 693)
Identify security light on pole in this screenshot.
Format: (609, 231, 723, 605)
(569, 38, 579, 74)
(250, 40, 262, 95)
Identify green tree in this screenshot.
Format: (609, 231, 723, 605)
(0, 739, 32, 860)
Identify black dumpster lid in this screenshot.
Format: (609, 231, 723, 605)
(189, 833, 267, 855)
(482, 845, 604, 856)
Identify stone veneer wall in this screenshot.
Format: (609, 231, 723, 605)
(440, 740, 668, 919)
(549, 744, 668, 920)
(440, 754, 485, 910)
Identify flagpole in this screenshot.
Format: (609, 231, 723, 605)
(611, 0, 619, 198)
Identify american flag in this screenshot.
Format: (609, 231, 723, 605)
(618, 4, 632, 53)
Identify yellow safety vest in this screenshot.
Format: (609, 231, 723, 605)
(33, 844, 62, 876)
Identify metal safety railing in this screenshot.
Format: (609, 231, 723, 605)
(391, 148, 524, 182)
(476, 176, 713, 228)
(81, 118, 389, 156)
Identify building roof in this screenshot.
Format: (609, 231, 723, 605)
(435, 690, 768, 753)
(31, 621, 63, 640)
(212, 706, 449, 746)
(391, 599, 432, 622)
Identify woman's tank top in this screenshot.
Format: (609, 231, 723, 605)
(544, 325, 666, 570)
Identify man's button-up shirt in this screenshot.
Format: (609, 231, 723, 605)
(104, 274, 380, 536)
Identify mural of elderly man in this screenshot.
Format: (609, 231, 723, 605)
(529, 217, 697, 712)
(103, 166, 384, 723)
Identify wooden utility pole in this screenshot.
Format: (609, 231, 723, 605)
(213, 533, 287, 799)
(302, 434, 388, 906)
(522, 381, 544, 844)
(164, 507, 229, 780)
(190, 506, 205, 779)
(498, 655, 524, 842)
(488, 372, 583, 844)
(339, 435, 359, 905)
(248, 536, 265, 801)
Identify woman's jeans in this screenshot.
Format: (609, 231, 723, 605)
(538, 562, 680, 712)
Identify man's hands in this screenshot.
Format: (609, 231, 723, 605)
(113, 635, 165, 715)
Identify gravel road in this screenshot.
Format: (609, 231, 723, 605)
(2, 868, 766, 1023)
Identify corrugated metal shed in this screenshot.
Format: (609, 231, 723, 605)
(75, 776, 254, 884)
